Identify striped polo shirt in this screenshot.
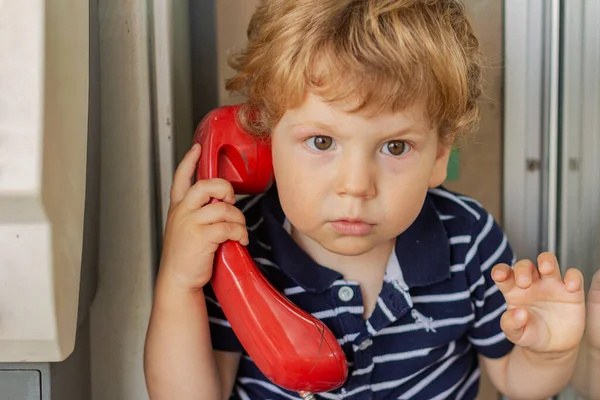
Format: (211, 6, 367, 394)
(204, 184, 515, 399)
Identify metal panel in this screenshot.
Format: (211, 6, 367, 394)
(90, 1, 156, 399)
(559, 0, 600, 292)
(0, 370, 41, 400)
(541, 0, 561, 254)
(503, 0, 545, 261)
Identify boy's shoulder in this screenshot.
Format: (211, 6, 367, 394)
(427, 186, 485, 218)
(426, 185, 495, 229)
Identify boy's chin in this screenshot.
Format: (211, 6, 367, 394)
(319, 236, 382, 257)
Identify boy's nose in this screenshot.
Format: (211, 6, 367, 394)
(335, 155, 377, 199)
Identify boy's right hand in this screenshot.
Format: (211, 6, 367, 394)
(158, 143, 249, 291)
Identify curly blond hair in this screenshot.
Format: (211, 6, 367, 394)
(226, 0, 484, 144)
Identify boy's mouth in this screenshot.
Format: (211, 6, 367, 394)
(330, 218, 374, 236)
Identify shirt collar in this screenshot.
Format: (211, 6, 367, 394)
(261, 184, 450, 293)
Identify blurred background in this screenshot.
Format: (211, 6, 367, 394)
(0, 0, 598, 399)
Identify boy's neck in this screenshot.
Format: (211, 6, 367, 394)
(289, 225, 395, 281)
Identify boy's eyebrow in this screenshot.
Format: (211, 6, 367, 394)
(290, 121, 336, 132)
(384, 125, 429, 137)
(290, 121, 428, 137)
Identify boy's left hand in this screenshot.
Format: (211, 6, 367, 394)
(491, 252, 585, 356)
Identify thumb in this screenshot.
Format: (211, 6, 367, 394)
(500, 307, 528, 345)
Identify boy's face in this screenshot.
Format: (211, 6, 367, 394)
(271, 93, 452, 257)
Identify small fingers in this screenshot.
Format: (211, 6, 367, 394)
(500, 307, 528, 344)
(194, 202, 246, 227)
(171, 143, 201, 204)
(513, 259, 539, 289)
(563, 267, 584, 293)
(537, 252, 563, 282)
(492, 264, 515, 294)
(181, 178, 236, 210)
(205, 222, 249, 246)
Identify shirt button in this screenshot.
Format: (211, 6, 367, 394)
(338, 286, 354, 302)
(358, 338, 373, 350)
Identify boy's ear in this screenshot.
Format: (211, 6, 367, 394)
(429, 142, 453, 188)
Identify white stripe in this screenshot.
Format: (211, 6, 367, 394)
(399, 342, 461, 399)
(474, 285, 500, 309)
(392, 281, 413, 307)
(237, 377, 299, 400)
(332, 280, 359, 286)
(246, 216, 263, 232)
(312, 306, 363, 320)
(451, 263, 465, 272)
(283, 286, 305, 295)
(317, 392, 341, 399)
(240, 193, 265, 213)
(352, 363, 375, 376)
(372, 342, 460, 392)
(484, 283, 499, 299)
(378, 314, 474, 335)
(465, 214, 494, 266)
(438, 214, 455, 221)
(253, 257, 279, 269)
(256, 240, 271, 250)
(205, 296, 221, 308)
(373, 347, 433, 363)
(208, 316, 230, 327)
(428, 364, 472, 400)
(366, 320, 378, 336)
(449, 235, 471, 245)
(475, 285, 499, 307)
(469, 275, 485, 293)
(235, 385, 252, 400)
(246, 216, 264, 232)
(474, 303, 507, 328)
(474, 285, 500, 308)
(412, 291, 470, 303)
(456, 368, 480, 400)
(458, 195, 482, 208)
(468, 331, 507, 346)
(428, 188, 481, 220)
(480, 235, 508, 272)
(377, 297, 396, 322)
(337, 332, 360, 346)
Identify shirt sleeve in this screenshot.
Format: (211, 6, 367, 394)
(203, 283, 244, 353)
(465, 210, 516, 359)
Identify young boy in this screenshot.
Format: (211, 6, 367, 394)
(144, 1, 586, 399)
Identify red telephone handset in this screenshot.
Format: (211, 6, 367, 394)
(193, 105, 348, 395)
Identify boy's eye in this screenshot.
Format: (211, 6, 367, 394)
(382, 140, 411, 156)
(306, 136, 335, 151)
